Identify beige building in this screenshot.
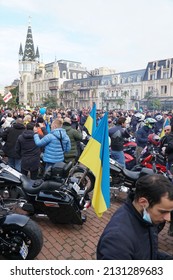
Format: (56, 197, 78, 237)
(18, 23, 88, 107)
(61, 69, 144, 110)
(141, 58, 173, 110)
(17, 23, 173, 111)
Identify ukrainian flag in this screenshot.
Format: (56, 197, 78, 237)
(160, 117, 170, 138)
(79, 112, 110, 217)
(84, 103, 97, 136)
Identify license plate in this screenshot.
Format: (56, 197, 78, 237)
(72, 182, 80, 194)
(19, 241, 28, 259)
(109, 158, 116, 165)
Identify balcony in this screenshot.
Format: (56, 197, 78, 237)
(103, 96, 118, 100)
(131, 95, 139, 100)
(49, 86, 58, 90)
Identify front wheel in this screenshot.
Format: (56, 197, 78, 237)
(71, 167, 95, 194)
(0, 218, 43, 260)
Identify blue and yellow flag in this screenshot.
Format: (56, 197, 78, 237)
(79, 112, 110, 217)
(84, 103, 96, 136)
(160, 117, 170, 138)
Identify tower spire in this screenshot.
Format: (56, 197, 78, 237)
(18, 43, 23, 61)
(23, 18, 35, 61)
(19, 43, 23, 55)
(28, 15, 32, 26)
(35, 46, 40, 62)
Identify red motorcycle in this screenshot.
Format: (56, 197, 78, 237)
(140, 145, 166, 173)
(132, 134, 167, 173)
(123, 137, 137, 170)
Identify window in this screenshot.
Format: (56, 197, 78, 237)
(128, 76, 132, 83)
(62, 71, 66, 79)
(150, 73, 156, 80)
(78, 73, 82, 79)
(153, 62, 157, 69)
(148, 86, 153, 92)
(163, 71, 169, 79)
(161, 85, 167, 94)
(72, 73, 77, 79)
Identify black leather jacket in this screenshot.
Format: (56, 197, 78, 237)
(109, 125, 130, 151)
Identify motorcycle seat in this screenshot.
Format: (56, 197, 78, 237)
(20, 175, 64, 194)
(122, 168, 141, 180)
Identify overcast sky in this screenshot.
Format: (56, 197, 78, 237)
(1, 0, 173, 88)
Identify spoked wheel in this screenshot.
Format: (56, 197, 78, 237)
(0, 219, 43, 260)
(71, 168, 95, 193)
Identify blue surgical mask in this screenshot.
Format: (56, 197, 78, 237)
(143, 207, 152, 223)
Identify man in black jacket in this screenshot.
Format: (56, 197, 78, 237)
(109, 117, 130, 168)
(15, 122, 41, 180)
(1, 118, 25, 171)
(97, 174, 173, 260)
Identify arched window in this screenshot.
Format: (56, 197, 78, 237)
(72, 72, 77, 79)
(62, 71, 67, 79)
(78, 73, 82, 79)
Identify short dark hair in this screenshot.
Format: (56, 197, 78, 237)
(117, 117, 126, 125)
(26, 122, 35, 130)
(134, 174, 173, 207)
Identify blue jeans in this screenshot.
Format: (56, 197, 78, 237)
(8, 157, 21, 172)
(111, 150, 126, 168)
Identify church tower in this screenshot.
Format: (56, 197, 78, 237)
(18, 18, 40, 105)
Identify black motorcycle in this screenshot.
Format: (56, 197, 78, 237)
(0, 160, 92, 225)
(70, 158, 154, 198)
(0, 197, 43, 260)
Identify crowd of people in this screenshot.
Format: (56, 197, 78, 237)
(1, 105, 173, 260)
(1, 105, 173, 177)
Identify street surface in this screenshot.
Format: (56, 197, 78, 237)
(34, 196, 173, 260)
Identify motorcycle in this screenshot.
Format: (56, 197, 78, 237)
(79, 133, 137, 171)
(0, 196, 43, 260)
(132, 144, 167, 174)
(0, 159, 92, 225)
(70, 157, 154, 198)
(123, 136, 137, 157)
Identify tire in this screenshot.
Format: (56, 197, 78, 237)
(0, 219, 43, 260)
(71, 167, 95, 193)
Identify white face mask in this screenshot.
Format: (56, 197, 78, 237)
(143, 207, 152, 224)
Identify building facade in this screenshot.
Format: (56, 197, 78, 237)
(18, 23, 173, 111)
(18, 23, 89, 107)
(61, 69, 144, 110)
(141, 58, 173, 110)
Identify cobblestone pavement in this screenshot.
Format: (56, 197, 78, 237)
(34, 196, 173, 260)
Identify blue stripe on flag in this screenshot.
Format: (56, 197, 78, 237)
(79, 112, 110, 217)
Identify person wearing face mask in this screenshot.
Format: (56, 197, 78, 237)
(97, 174, 173, 260)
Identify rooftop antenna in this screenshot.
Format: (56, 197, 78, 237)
(28, 15, 32, 26)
